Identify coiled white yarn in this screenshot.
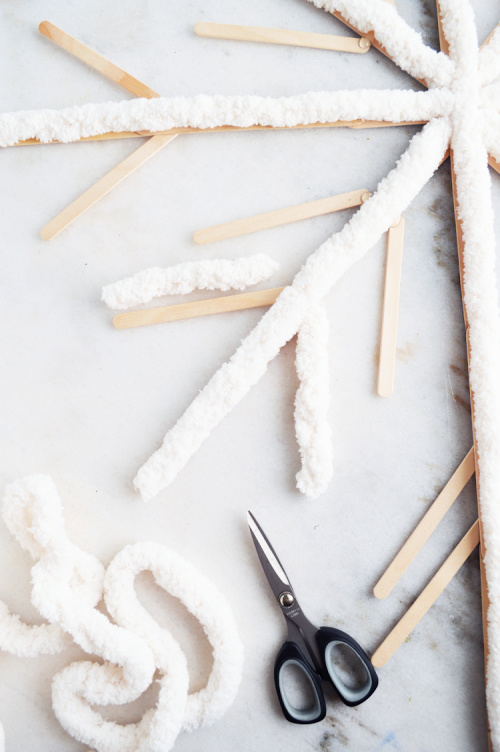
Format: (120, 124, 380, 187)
(0, 476, 243, 751)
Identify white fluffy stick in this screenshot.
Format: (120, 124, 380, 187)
(483, 101, 500, 165)
(295, 304, 333, 499)
(310, 0, 455, 87)
(0, 89, 451, 147)
(102, 254, 278, 310)
(134, 117, 451, 501)
(479, 23, 500, 86)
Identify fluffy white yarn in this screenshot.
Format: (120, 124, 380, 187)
(0, 89, 452, 147)
(1, 476, 243, 751)
(134, 117, 451, 502)
(2, 0, 500, 745)
(294, 304, 333, 499)
(102, 255, 278, 310)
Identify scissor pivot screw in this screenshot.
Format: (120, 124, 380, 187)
(280, 592, 295, 608)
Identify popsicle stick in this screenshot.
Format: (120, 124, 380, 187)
(374, 447, 475, 599)
(481, 22, 500, 49)
(41, 134, 176, 239)
(194, 189, 370, 245)
(39, 21, 159, 99)
(194, 23, 370, 53)
(377, 217, 405, 398)
(489, 156, 500, 175)
(113, 287, 285, 329)
(39, 22, 178, 238)
(371, 520, 480, 668)
(11, 118, 425, 147)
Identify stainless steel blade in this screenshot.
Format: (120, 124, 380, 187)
(247, 511, 292, 600)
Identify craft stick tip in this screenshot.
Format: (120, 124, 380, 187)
(40, 225, 54, 241)
(358, 37, 371, 51)
(377, 384, 393, 399)
(361, 191, 371, 203)
(373, 582, 389, 600)
(370, 651, 386, 669)
(38, 20, 51, 35)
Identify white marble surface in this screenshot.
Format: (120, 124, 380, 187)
(1, 1, 499, 750)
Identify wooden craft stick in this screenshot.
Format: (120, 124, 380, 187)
(41, 134, 176, 239)
(39, 21, 159, 99)
(39, 21, 178, 238)
(371, 520, 480, 668)
(193, 189, 370, 245)
(374, 447, 475, 599)
(435, 10, 491, 749)
(194, 23, 370, 53)
(113, 287, 285, 329)
(377, 217, 405, 398)
(481, 22, 500, 49)
(11, 118, 427, 147)
(489, 156, 500, 175)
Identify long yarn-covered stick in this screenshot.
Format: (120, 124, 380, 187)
(435, 3, 500, 749)
(0, 88, 447, 148)
(294, 303, 333, 498)
(134, 118, 451, 499)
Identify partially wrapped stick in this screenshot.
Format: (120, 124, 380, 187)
(295, 303, 333, 499)
(102, 254, 278, 310)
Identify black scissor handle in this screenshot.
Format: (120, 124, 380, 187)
(316, 626, 378, 707)
(274, 641, 326, 724)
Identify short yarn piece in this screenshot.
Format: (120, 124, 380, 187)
(1, 476, 243, 751)
(102, 255, 278, 310)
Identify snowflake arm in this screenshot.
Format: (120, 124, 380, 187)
(134, 117, 451, 501)
(309, 0, 455, 88)
(0, 89, 452, 147)
(102, 255, 278, 310)
(295, 303, 333, 499)
(479, 23, 500, 86)
(482, 101, 500, 163)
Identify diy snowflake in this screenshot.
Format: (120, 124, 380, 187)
(2, 0, 500, 746)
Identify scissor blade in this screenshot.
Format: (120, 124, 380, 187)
(247, 511, 292, 600)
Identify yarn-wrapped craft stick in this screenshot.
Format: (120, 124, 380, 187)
(294, 303, 333, 498)
(0, 89, 447, 148)
(134, 118, 451, 499)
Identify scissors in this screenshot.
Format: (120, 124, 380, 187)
(248, 511, 378, 724)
